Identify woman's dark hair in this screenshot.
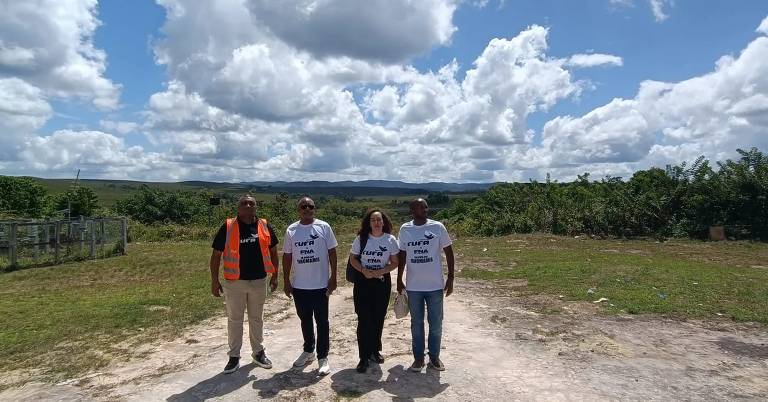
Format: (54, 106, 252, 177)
(358, 208, 393, 237)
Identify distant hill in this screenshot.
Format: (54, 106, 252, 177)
(244, 180, 493, 192)
(21, 176, 493, 206)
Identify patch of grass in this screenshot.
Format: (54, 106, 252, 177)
(457, 235, 768, 324)
(0, 243, 224, 385)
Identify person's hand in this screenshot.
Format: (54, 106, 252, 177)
(397, 279, 405, 294)
(327, 277, 338, 295)
(362, 268, 374, 279)
(444, 275, 454, 297)
(283, 282, 293, 299)
(211, 279, 223, 297)
(269, 275, 278, 293)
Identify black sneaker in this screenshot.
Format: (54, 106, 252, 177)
(223, 356, 240, 374)
(254, 350, 273, 369)
(356, 359, 369, 373)
(370, 351, 385, 364)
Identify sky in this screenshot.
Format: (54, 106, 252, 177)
(1, 0, 767, 183)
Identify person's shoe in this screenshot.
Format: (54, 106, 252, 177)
(428, 357, 445, 371)
(370, 351, 385, 364)
(253, 350, 273, 369)
(293, 351, 315, 367)
(409, 358, 425, 372)
(223, 356, 240, 374)
(356, 359, 369, 373)
(318, 358, 330, 376)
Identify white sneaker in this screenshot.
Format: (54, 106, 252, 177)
(317, 358, 330, 376)
(293, 351, 315, 367)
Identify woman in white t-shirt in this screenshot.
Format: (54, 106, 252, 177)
(348, 209, 399, 373)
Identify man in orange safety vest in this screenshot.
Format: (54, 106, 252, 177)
(210, 194, 279, 374)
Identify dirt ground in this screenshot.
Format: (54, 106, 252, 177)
(1, 276, 767, 401)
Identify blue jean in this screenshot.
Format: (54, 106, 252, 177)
(407, 289, 444, 361)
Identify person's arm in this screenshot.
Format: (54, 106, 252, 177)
(444, 245, 455, 296)
(382, 252, 399, 274)
(282, 252, 293, 299)
(269, 246, 279, 292)
(349, 253, 374, 279)
(327, 247, 337, 294)
(210, 250, 223, 297)
(397, 250, 406, 293)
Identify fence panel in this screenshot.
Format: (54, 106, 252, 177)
(0, 217, 127, 271)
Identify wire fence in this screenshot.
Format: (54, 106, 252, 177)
(0, 217, 127, 271)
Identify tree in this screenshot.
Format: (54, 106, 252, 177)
(53, 186, 100, 217)
(0, 176, 47, 217)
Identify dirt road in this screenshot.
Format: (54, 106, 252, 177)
(2, 278, 767, 401)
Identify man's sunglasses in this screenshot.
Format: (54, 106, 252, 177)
(300, 204, 316, 210)
(239, 201, 255, 207)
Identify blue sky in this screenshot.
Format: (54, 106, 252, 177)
(2, 0, 768, 182)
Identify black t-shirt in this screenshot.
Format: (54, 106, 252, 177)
(212, 218, 279, 280)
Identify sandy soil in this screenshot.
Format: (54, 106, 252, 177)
(1, 277, 767, 401)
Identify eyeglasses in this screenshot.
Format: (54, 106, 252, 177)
(300, 204, 315, 210)
(239, 201, 255, 207)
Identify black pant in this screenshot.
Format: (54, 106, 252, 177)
(353, 273, 391, 360)
(292, 288, 330, 359)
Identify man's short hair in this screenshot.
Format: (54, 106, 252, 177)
(238, 194, 256, 204)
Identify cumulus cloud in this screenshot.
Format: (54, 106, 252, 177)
(244, 0, 456, 63)
(757, 15, 768, 35)
(566, 53, 623, 68)
(99, 120, 139, 135)
(5, 0, 765, 184)
(534, 23, 768, 179)
(0, 78, 52, 159)
(0, 0, 121, 109)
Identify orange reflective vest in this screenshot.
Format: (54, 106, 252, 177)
(222, 217, 275, 280)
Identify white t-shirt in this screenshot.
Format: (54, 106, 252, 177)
(351, 233, 399, 270)
(397, 219, 452, 291)
(283, 219, 338, 290)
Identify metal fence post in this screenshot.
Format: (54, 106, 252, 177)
(44, 223, 50, 254)
(32, 224, 39, 262)
(54, 221, 61, 264)
(121, 218, 128, 255)
(89, 220, 96, 259)
(79, 216, 85, 254)
(9, 223, 17, 268)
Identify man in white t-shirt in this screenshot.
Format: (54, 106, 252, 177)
(397, 198, 455, 372)
(282, 197, 338, 376)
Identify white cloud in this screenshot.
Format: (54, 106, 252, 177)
(0, 78, 52, 159)
(566, 53, 623, 68)
(757, 16, 768, 35)
(533, 30, 768, 180)
(649, 0, 671, 22)
(0, 0, 121, 109)
(5, 0, 765, 184)
(99, 120, 139, 135)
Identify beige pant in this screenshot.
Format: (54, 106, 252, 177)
(222, 278, 266, 358)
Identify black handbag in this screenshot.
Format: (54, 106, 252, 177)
(345, 234, 369, 283)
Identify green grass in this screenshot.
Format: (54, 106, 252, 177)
(456, 235, 768, 323)
(0, 242, 222, 385)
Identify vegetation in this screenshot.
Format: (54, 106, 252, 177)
(457, 234, 768, 323)
(0, 176, 47, 218)
(438, 148, 768, 240)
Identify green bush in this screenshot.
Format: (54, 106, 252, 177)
(438, 148, 768, 240)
